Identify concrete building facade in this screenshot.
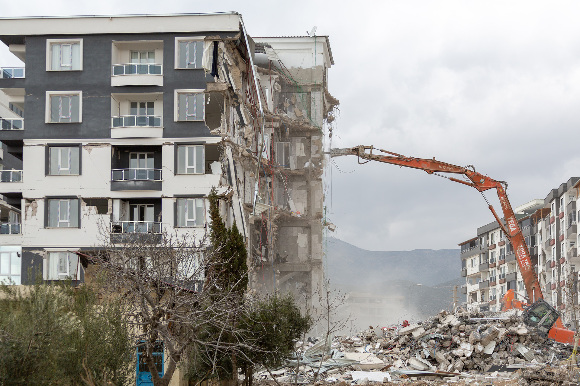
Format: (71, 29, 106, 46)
(0, 13, 338, 304)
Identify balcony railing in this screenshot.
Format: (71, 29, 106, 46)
(0, 223, 20, 234)
(0, 118, 23, 130)
(112, 63, 162, 76)
(111, 168, 162, 181)
(112, 115, 162, 128)
(111, 221, 161, 234)
(0, 170, 22, 182)
(0, 67, 25, 79)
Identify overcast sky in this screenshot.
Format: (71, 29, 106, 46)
(2, 1, 580, 251)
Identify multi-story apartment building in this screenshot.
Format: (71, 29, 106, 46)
(0, 14, 338, 305)
(460, 200, 543, 312)
(535, 177, 579, 325)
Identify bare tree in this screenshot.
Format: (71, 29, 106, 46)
(82, 229, 253, 386)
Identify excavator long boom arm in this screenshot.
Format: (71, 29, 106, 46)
(332, 145, 543, 304)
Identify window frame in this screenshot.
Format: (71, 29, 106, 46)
(46, 39, 83, 71)
(175, 196, 206, 228)
(174, 37, 205, 69)
(0, 251, 21, 285)
(175, 144, 205, 175)
(46, 145, 82, 176)
(45, 91, 83, 123)
(174, 89, 205, 122)
(44, 251, 81, 281)
(46, 197, 80, 229)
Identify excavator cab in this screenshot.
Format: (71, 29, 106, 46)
(522, 299, 560, 336)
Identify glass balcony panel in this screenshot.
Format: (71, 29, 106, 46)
(112, 64, 162, 76)
(113, 65, 124, 75)
(136, 116, 149, 126)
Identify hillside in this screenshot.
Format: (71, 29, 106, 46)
(324, 237, 462, 327)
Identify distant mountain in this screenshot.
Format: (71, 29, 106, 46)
(324, 237, 462, 327)
(325, 237, 461, 288)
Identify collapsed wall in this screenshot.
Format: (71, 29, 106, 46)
(202, 34, 338, 305)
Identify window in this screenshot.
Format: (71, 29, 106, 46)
(131, 50, 155, 64)
(276, 142, 291, 168)
(175, 39, 203, 69)
(47, 39, 82, 71)
(175, 90, 204, 121)
(0, 250, 21, 285)
(176, 198, 205, 227)
(47, 198, 79, 228)
(131, 102, 154, 116)
(48, 146, 80, 175)
(130, 152, 155, 180)
(46, 91, 82, 123)
(44, 251, 80, 280)
(176, 145, 204, 174)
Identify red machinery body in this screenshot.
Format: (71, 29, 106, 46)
(332, 145, 576, 345)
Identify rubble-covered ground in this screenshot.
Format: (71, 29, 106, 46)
(253, 309, 579, 385)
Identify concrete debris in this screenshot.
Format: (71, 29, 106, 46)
(256, 308, 578, 385)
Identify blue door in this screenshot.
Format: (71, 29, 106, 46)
(136, 341, 164, 386)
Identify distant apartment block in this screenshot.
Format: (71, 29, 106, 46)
(460, 177, 580, 326)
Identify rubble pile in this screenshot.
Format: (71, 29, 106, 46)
(255, 309, 578, 384)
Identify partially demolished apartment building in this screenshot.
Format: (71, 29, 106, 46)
(0, 13, 338, 302)
(460, 177, 580, 325)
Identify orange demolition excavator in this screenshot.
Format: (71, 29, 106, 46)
(331, 145, 577, 345)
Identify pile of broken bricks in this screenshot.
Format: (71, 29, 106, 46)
(254, 309, 579, 384)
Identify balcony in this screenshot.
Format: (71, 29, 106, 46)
(549, 238, 555, 246)
(568, 247, 576, 258)
(0, 222, 20, 234)
(111, 168, 162, 191)
(110, 93, 163, 138)
(111, 221, 161, 234)
(506, 272, 517, 282)
(559, 234, 565, 242)
(560, 280, 566, 288)
(0, 170, 22, 182)
(478, 262, 489, 271)
(550, 216, 555, 224)
(559, 256, 566, 265)
(551, 260, 556, 268)
(112, 115, 161, 128)
(111, 40, 163, 86)
(112, 63, 162, 76)
(1, 67, 24, 78)
(479, 280, 489, 289)
(505, 253, 515, 263)
(0, 118, 23, 131)
(559, 212, 565, 219)
(567, 200, 576, 214)
(111, 63, 163, 86)
(498, 258, 506, 265)
(461, 286, 467, 294)
(461, 268, 467, 277)
(489, 243, 497, 250)
(551, 283, 557, 290)
(498, 240, 506, 247)
(110, 221, 162, 244)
